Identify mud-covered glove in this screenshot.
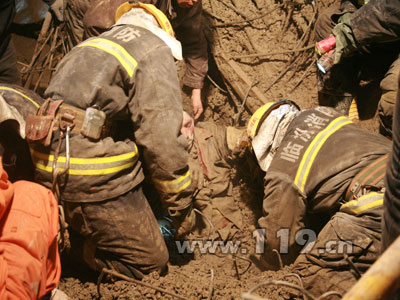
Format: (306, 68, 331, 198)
(46, 0, 64, 22)
(332, 13, 359, 64)
(169, 204, 197, 238)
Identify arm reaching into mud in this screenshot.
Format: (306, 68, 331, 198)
(258, 173, 307, 267)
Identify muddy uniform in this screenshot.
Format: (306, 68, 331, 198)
(30, 24, 193, 278)
(82, 0, 208, 90)
(62, 0, 208, 90)
(316, 0, 400, 137)
(188, 122, 242, 240)
(257, 107, 391, 295)
(64, 0, 93, 48)
(0, 0, 21, 85)
(162, 0, 208, 90)
(383, 75, 400, 250)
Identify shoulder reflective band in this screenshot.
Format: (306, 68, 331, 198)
(153, 170, 191, 194)
(0, 86, 40, 108)
(345, 154, 388, 202)
(340, 192, 383, 215)
(30, 145, 138, 176)
(77, 38, 138, 77)
(294, 116, 352, 193)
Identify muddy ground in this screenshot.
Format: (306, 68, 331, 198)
(12, 0, 382, 298)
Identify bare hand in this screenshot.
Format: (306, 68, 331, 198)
(191, 88, 203, 120)
(49, 0, 64, 22)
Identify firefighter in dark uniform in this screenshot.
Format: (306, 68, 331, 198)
(245, 101, 391, 296)
(63, 0, 208, 120)
(315, 0, 400, 138)
(27, 4, 196, 279)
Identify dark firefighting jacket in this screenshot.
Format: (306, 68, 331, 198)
(31, 24, 193, 212)
(258, 107, 391, 264)
(83, 0, 208, 89)
(350, 0, 400, 47)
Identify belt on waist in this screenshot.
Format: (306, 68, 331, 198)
(26, 98, 112, 146)
(344, 154, 389, 203)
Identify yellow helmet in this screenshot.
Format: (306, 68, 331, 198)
(247, 100, 300, 140)
(115, 2, 174, 37)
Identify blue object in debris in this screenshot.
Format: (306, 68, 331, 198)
(158, 216, 176, 241)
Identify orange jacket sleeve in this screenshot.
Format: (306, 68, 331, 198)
(0, 158, 61, 299)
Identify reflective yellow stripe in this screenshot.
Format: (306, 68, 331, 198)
(77, 38, 138, 77)
(30, 145, 138, 176)
(153, 170, 191, 193)
(340, 192, 383, 215)
(35, 161, 136, 175)
(295, 116, 352, 193)
(0, 86, 40, 108)
(31, 147, 137, 164)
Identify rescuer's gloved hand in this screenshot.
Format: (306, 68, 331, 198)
(169, 204, 197, 238)
(332, 13, 359, 64)
(48, 0, 64, 22)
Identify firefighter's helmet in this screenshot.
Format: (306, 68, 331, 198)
(115, 2, 174, 37)
(247, 100, 300, 140)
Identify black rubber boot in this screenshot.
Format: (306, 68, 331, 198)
(318, 92, 353, 116)
(334, 95, 353, 116)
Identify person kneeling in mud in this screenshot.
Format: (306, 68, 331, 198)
(170, 103, 388, 297)
(239, 100, 390, 297)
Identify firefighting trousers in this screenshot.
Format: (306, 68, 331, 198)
(382, 87, 400, 251)
(64, 185, 169, 279)
(382, 90, 400, 297)
(64, 0, 92, 48)
(293, 211, 381, 297)
(378, 55, 400, 138)
(0, 41, 21, 85)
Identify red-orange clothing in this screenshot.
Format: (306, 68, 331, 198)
(0, 157, 61, 299)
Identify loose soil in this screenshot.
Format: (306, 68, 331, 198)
(12, 0, 382, 298)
